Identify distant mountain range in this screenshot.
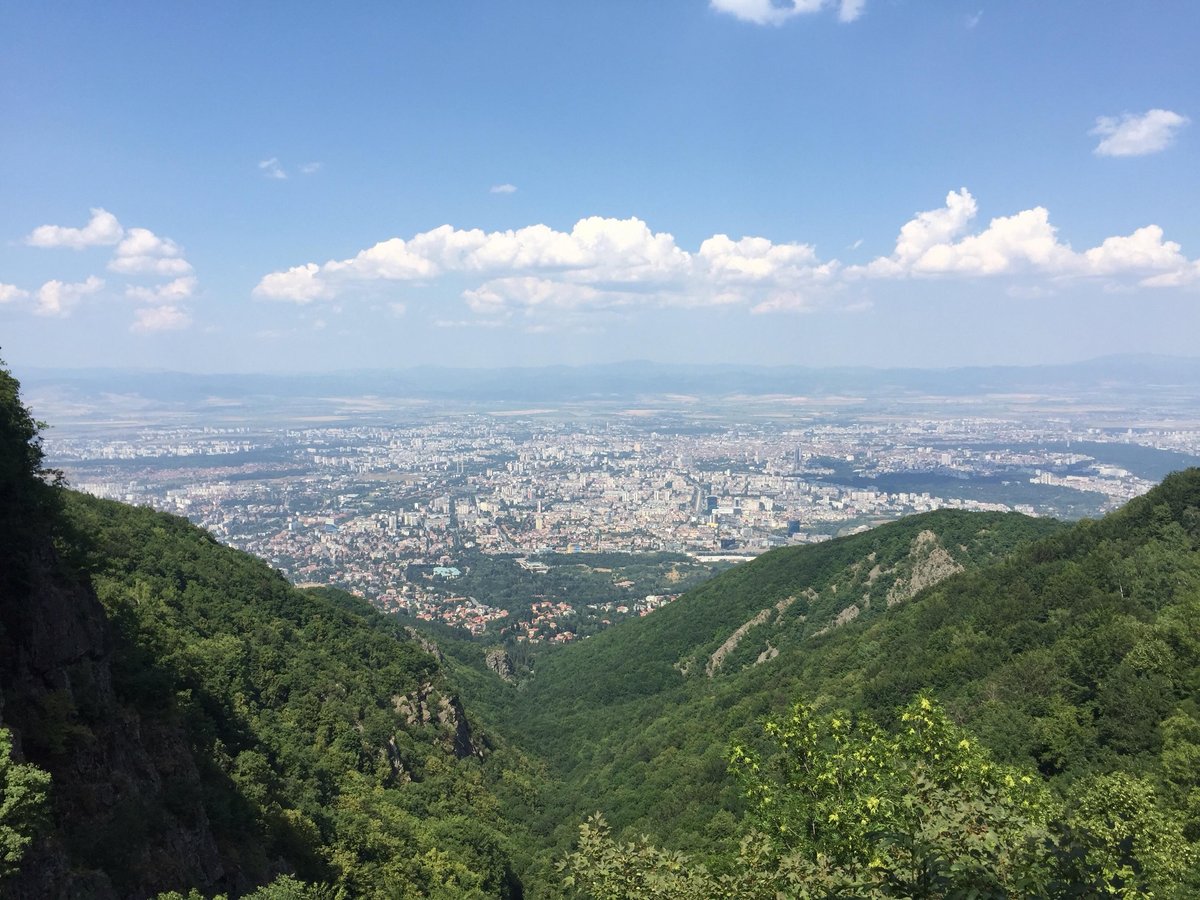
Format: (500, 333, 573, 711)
(20, 354, 1200, 418)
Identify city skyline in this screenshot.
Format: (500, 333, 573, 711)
(2, 2, 1198, 372)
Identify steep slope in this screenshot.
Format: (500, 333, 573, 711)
(477, 473, 1200, 870)
(465, 510, 1063, 854)
(0, 364, 529, 898)
(0, 522, 228, 898)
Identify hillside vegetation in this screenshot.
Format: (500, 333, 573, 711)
(0, 362, 532, 898)
(459, 511, 1061, 853)
(5, 353, 1200, 898)
(470, 470, 1200, 896)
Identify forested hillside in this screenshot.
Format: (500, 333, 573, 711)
(0, 362, 532, 898)
(467, 470, 1200, 896)
(6, 350, 1200, 898)
(460, 510, 1065, 856)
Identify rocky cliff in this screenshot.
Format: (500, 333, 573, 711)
(0, 542, 228, 898)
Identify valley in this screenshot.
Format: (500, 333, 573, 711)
(4, 362, 1200, 897)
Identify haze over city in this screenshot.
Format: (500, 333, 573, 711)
(2, 1, 1198, 372)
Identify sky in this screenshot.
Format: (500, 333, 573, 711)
(2, 1, 1198, 373)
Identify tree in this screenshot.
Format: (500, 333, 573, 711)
(0, 356, 63, 594)
(0, 356, 50, 489)
(726, 695, 1055, 898)
(0, 727, 52, 881)
(562, 698, 1058, 898)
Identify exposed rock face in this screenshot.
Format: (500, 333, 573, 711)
(706, 609, 771, 676)
(886, 530, 964, 607)
(706, 595, 798, 676)
(813, 601, 862, 637)
(0, 546, 225, 899)
(755, 645, 780, 665)
(485, 648, 515, 682)
(393, 683, 485, 759)
(404, 626, 444, 662)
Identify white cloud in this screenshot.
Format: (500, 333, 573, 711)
(126, 276, 197, 303)
(1142, 261, 1200, 288)
(1083, 225, 1188, 275)
(838, 0, 866, 22)
(490, 183, 518, 194)
(865, 188, 978, 277)
(259, 157, 287, 179)
(26, 208, 124, 249)
(710, 0, 859, 26)
(131, 305, 192, 333)
(464, 277, 612, 315)
(34, 276, 104, 317)
(254, 262, 331, 303)
(698, 234, 821, 282)
(854, 189, 1197, 283)
(109, 227, 194, 276)
(966, 11, 983, 28)
(255, 216, 823, 313)
(1092, 109, 1189, 157)
(261, 217, 700, 303)
(17, 210, 199, 322)
(299, 162, 322, 175)
(256, 191, 1200, 322)
(856, 190, 1071, 277)
(0, 283, 29, 304)
(23, 209, 193, 278)
(911, 206, 1075, 275)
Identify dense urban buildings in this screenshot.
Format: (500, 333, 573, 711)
(46, 407, 1192, 641)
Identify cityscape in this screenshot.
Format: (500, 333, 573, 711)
(44, 392, 1199, 644)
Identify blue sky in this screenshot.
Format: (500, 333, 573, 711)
(2, 1, 1198, 372)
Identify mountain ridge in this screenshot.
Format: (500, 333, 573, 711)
(5, 354, 1200, 897)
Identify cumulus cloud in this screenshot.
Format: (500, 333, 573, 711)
(109, 227, 194, 276)
(34, 276, 104, 317)
(860, 188, 978, 277)
(24, 209, 194, 279)
(1092, 109, 1189, 157)
(131, 305, 192, 333)
(1083, 226, 1188, 275)
(26, 208, 124, 249)
(17, 208, 199, 329)
(710, 0, 860, 25)
(698, 234, 821, 281)
(0, 283, 29, 304)
(254, 216, 821, 314)
(256, 191, 1199, 323)
(853, 189, 1197, 284)
(258, 216, 703, 303)
(259, 157, 287, 179)
(490, 183, 518, 194)
(255, 263, 331, 303)
(126, 276, 197, 303)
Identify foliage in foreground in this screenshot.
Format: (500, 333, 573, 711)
(0, 727, 51, 880)
(561, 697, 1200, 899)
